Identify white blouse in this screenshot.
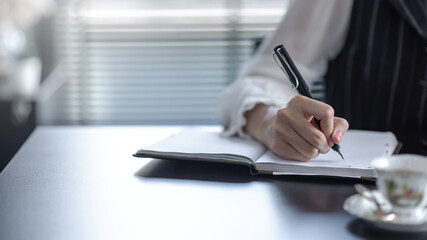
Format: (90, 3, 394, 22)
(217, 0, 354, 137)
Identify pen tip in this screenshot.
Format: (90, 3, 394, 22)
(332, 144, 344, 160)
(338, 150, 344, 160)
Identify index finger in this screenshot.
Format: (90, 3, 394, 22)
(291, 96, 335, 138)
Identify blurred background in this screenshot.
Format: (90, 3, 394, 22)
(0, 0, 290, 172)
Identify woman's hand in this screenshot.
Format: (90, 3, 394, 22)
(244, 96, 349, 161)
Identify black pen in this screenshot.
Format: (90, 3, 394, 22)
(273, 44, 344, 159)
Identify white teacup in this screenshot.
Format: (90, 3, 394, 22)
(371, 154, 427, 218)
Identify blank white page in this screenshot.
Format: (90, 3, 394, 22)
(140, 127, 267, 163)
(255, 130, 398, 169)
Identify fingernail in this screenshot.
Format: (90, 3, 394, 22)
(328, 139, 334, 147)
(335, 130, 343, 143)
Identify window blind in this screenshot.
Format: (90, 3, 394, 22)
(38, 0, 289, 125)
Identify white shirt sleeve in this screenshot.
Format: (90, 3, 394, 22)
(217, 0, 353, 137)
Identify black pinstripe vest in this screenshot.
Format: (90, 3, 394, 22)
(324, 0, 427, 154)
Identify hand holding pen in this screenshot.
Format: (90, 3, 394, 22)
(242, 44, 348, 162)
(272, 44, 348, 159)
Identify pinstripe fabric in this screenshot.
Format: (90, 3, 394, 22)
(386, 19, 405, 128)
(324, 0, 427, 154)
(388, 0, 427, 41)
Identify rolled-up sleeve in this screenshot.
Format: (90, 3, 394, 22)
(217, 0, 353, 137)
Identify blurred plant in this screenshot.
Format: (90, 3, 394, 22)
(0, 0, 55, 56)
(0, 0, 55, 29)
(0, 0, 55, 125)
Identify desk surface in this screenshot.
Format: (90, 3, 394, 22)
(1, 126, 426, 240)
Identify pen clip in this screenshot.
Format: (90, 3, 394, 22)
(273, 52, 290, 80)
(273, 49, 299, 90)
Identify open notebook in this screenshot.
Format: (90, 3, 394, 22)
(133, 127, 399, 178)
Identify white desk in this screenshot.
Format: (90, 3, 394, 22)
(0, 126, 423, 239)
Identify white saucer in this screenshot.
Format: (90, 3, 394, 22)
(343, 191, 427, 232)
